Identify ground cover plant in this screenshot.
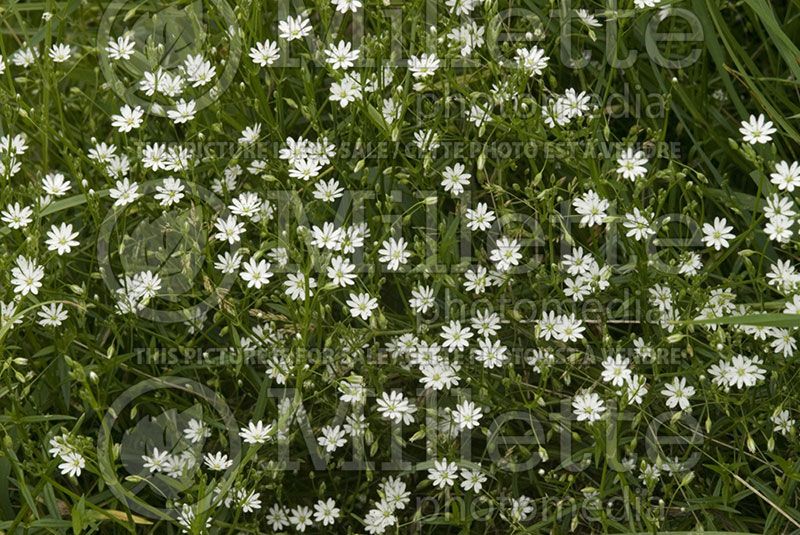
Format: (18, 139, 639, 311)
(1, 0, 800, 533)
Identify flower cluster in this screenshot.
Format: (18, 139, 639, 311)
(1, 0, 799, 533)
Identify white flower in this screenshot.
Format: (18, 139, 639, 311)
(12, 46, 39, 68)
(230, 192, 264, 220)
(764, 194, 796, 220)
(237, 489, 262, 513)
(240, 258, 273, 289)
(616, 148, 648, 181)
(460, 469, 487, 491)
(278, 16, 312, 41)
(409, 285, 435, 314)
(329, 76, 362, 107)
(661, 377, 695, 411)
(701, 217, 735, 250)
(154, 177, 185, 206)
(45, 223, 80, 255)
(313, 498, 340, 526)
(772, 409, 795, 436)
(441, 163, 471, 195)
(203, 452, 234, 470)
(110, 105, 143, 133)
(214, 215, 245, 244)
(141, 448, 170, 473)
(37, 303, 68, 327)
(167, 99, 196, 124)
(327, 255, 356, 287)
(266, 504, 291, 531)
(58, 452, 85, 477)
(770, 161, 800, 192)
(289, 157, 322, 180)
(214, 251, 243, 274)
(313, 178, 344, 202)
(378, 237, 412, 271)
(408, 53, 440, 78)
(419, 361, 460, 391)
(678, 252, 703, 276)
(465, 202, 496, 231)
(239, 420, 273, 444)
(311, 222, 344, 250)
(249, 39, 280, 66)
(441, 320, 473, 353)
(573, 190, 609, 227)
(727, 355, 765, 389)
(1, 202, 33, 229)
(183, 419, 211, 444)
(739, 113, 776, 144)
(239, 123, 262, 145)
(106, 35, 135, 60)
(572, 391, 605, 422)
(317, 425, 347, 453)
(141, 143, 169, 171)
(621, 374, 648, 405)
(325, 40, 359, 70)
(183, 54, 216, 86)
(109, 178, 141, 207)
(765, 215, 793, 243)
(473, 337, 508, 368)
(489, 236, 522, 272)
(289, 505, 314, 532)
(452, 400, 483, 430)
(377, 391, 416, 424)
(600, 354, 632, 387)
(332, 0, 362, 12)
(576, 8, 602, 27)
(48, 43, 72, 63)
(11, 255, 44, 296)
(516, 46, 549, 76)
(428, 458, 459, 488)
(623, 208, 655, 241)
(346, 292, 378, 320)
(284, 272, 316, 301)
(771, 328, 797, 357)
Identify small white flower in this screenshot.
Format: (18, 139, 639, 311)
(240, 258, 273, 289)
(616, 148, 648, 181)
(701, 217, 735, 250)
(572, 391, 605, 422)
(661, 377, 695, 411)
(110, 105, 144, 133)
(48, 43, 72, 63)
(45, 223, 80, 255)
(408, 53, 440, 78)
(460, 469, 487, 491)
(59, 452, 85, 477)
(345, 292, 378, 320)
(11, 255, 44, 296)
(203, 452, 234, 471)
(739, 113, 776, 145)
(313, 498, 340, 526)
(465, 202, 496, 231)
(239, 421, 273, 444)
(452, 400, 483, 430)
(167, 99, 196, 124)
(37, 303, 69, 327)
(441, 163, 471, 196)
(278, 16, 312, 41)
(249, 39, 280, 66)
(428, 458, 459, 488)
(324, 40, 359, 70)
